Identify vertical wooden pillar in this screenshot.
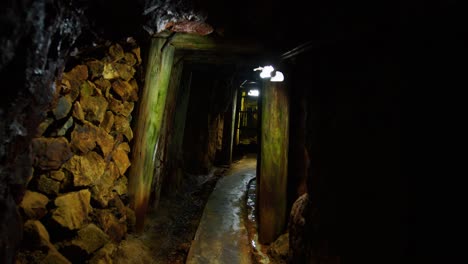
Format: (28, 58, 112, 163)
(233, 90, 242, 147)
(156, 57, 184, 199)
(128, 37, 175, 232)
(258, 81, 290, 243)
(219, 88, 237, 165)
(229, 89, 238, 163)
(165, 68, 192, 193)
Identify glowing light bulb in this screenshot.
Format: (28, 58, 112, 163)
(260, 66, 274, 78)
(270, 71, 284, 82)
(248, 89, 259, 96)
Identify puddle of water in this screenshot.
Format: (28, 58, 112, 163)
(245, 178, 271, 264)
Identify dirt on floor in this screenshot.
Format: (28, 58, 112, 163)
(132, 167, 227, 264)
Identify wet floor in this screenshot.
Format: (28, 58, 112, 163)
(186, 155, 257, 264)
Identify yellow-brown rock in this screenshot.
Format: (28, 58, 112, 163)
(64, 224, 110, 256)
(63, 65, 88, 82)
(114, 63, 135, 81)
(101, 111, 114, 133)
(52, 190, 91, 230)
(63, 151, 106, 187)
(96, 127, 115, 158)
(42, 249, 72, 264)
(23, 220, 51, 248)
(87, 60, 104, 79)
(91, 162, 120, 207)
(129, 79, 139, 101)
(50, 170, 65, 181)
(102, 63, 119, 80)
(95, 210, 127, 242)
(72, 101, 85, 121)
(111, 143, 131, 176)
(108, 97, 134, 117)
(62, 65, 88, 102)
(80, 81, 97, 98)
(109, 44, 124, 61)
(123, 52, 136, 66)
(20, 191, 49, 219)
(131, 47, 141, 65)
(94, 78, 112, 92)
(113, 176, 128, 196)
(102, 62, 135, 81)
(60, 78, 72, 95)
(36, 117, 54, 136)
(71, 123, 97, 154)
(111, 80, 134, 101)
(37, 174, 61, 196)
(118, 142, 130, 153)
(80, 94, 108, 124)
(114, 115, 133, 141)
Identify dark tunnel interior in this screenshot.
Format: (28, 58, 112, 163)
(1, 0, 405, 263)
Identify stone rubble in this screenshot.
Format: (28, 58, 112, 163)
(17, 42, 141, 263)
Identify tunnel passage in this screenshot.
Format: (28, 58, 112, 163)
(1, 1, 402, 263)
(182, 64, 237, 174)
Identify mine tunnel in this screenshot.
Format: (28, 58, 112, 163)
(0, 0, 403, 263)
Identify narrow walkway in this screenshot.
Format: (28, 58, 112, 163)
(186, 155, 256, 264)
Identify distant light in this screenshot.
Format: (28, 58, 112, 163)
(248, 89, 259, 96)
(259, 66, 274, 78)
(253, 67, 263, 71)
(270, 71, 284, 82)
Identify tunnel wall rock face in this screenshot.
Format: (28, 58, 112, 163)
(14, 42, 141, 263)
(286, 41, 401, 263)
(0, 2, 85, 262)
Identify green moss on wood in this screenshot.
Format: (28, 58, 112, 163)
(259, 81, 289, 244)
(128, 38, 175, 232)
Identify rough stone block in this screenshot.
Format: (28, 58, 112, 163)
(52, 190, 91, 230)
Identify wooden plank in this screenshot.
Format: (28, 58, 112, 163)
(159, 57, 185, 196)
(128, 38, 175, 232)
(169, 33, 262, 54)
(229, 89, 238, 164)
(258, 81, 290, 243)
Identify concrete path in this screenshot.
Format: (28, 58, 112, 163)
(186, 156, 256, 264)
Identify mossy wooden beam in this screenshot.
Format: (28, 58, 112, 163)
(158, 57, 185, 195)
(228, 89, 238, 164)
(129, 37, 175, 232)
(258, 81, 290, 243)
(166, 68, 192, 191)
(169, 33, 262, 54)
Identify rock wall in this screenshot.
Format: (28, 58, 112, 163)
(16, 42, 141, 263)
(286, 37, 401, 263)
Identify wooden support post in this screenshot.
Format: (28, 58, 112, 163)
(153, 56, 184, 201)
(160, 58, 186, 195)
(219, 88, 237, 165)
(229, 89, 238, 163)
(128, 37, 175, 232)
(258, 81, 290, 244)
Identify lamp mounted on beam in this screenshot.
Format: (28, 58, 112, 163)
(253, 65, 284, 82)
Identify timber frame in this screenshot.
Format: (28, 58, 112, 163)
(128, 32, 263, 231)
